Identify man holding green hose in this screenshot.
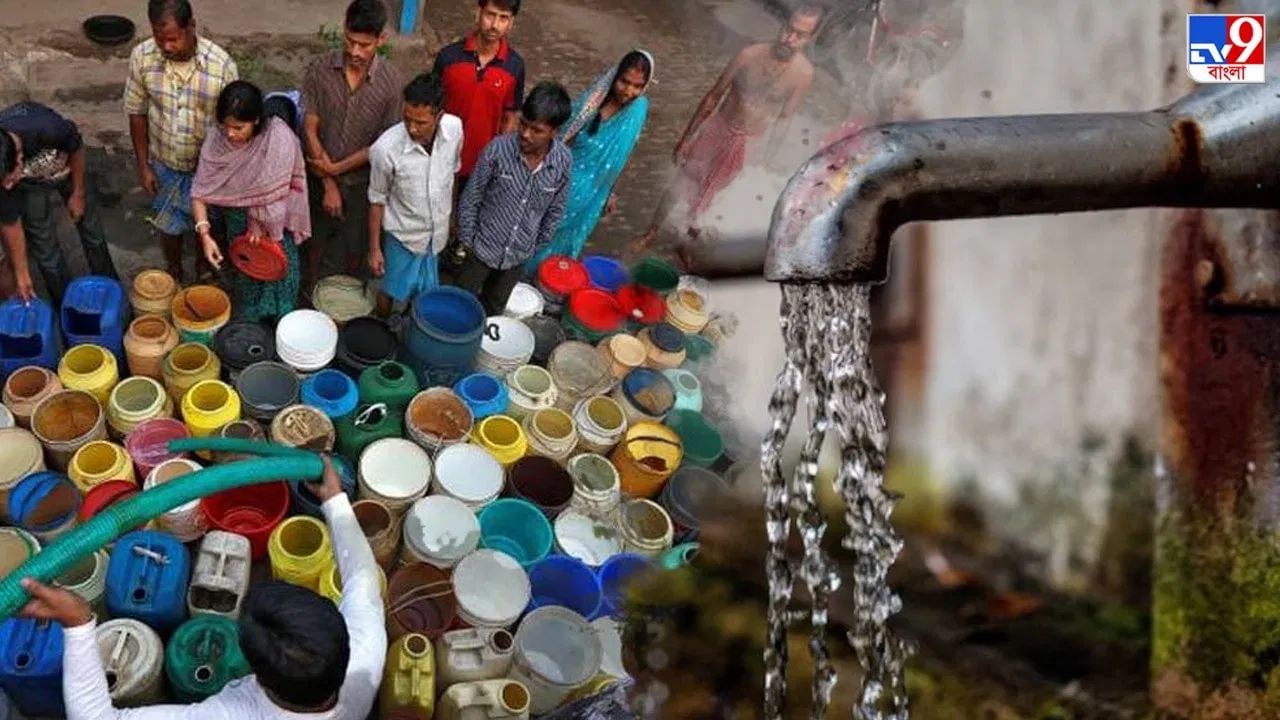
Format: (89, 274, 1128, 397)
(19, 456, 387, 720)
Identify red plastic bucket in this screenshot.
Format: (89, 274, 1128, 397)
(201, 481, 290, 559)
(77, 479, 140, 524)
(125, 418, 190, 479)
(536, 256, 589, 298)
(568, 289, 626, 333)
(616, 284, 665, 325)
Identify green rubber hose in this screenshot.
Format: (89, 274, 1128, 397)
(0, 439, 324, 620)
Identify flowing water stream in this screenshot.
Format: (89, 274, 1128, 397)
(763, 283, 911, 719)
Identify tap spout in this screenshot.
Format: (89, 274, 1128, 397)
(680, 78, 1280, 284)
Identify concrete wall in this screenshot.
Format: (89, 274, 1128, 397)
(714, 0, 1177, 591)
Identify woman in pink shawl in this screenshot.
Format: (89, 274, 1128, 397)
(191, 81, 311, 323)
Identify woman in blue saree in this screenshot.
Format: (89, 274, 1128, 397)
(527, 50, 654, 271)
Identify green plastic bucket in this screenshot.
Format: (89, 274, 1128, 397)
(664, 409, 723, 468)
(631, 258, 679, 294)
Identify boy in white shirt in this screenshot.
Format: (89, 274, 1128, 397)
(19, 456, 386, 720)
(367, 71, 464, 317)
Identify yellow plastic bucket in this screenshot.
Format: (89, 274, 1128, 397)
(318, 562, 388, 605)
(181, 381, 240, 459)
(69, 440, 135, 492)
(58, 345, 119, 405)
(609, 421, 682, 499)
(171, 285, 231, 345)
(107, 376, 172, 439)
(474, 415, 528, 468)
(162, 343, 222, 406)
(268, 515, 333, 591)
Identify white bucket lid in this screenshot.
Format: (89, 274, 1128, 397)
(403, 496, 480, 567)
(0, 428, 43, 487)
(432, 444, 504, 506)
(276, 310, 338, 366)
(482, 317, 535, 362)
(360, 438, 432, 500)
(505, 283, 545, 319)
(514, 606, 603, 687)
(453, 549, 530, 627)
(554, 511, 621, 567)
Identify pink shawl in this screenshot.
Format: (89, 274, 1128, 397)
(192, 117, 311, 244)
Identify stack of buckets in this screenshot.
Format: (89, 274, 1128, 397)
(0, 254, 731, 719)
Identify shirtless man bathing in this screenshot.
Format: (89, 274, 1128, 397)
(631, 3, 822, 255)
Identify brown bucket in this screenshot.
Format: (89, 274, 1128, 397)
(3, 366, 62, 430)
(123, 316, 179, 380)
(386, 561, 457, 641)
(354, 499, 400, 570)
(31, 390, 107, 471)
(405, 388, 473, 453)
(129, 269, 178, 318)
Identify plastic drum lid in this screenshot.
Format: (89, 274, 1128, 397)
(515, 606, 603, 686)
(649, 323, 687, 353)
(433, 444, 504, 504)
(404, 496, 481, 564)
(554, 511, 621, 566)
(360, 438, 431, 500)
(452, 549, 530, 625)
(482, 317, 535, 361)
(275, 310, 338, 364)
(0, 428, 43, 481)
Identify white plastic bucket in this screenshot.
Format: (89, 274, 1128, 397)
(452, 549, 531, 629)
(358, 438, 432, 517)
(510, 606, 603, 714)
(402, 495, 481, 569)
(276, 310, 339, 372)
(431, 444, 504, 510)
(477, 316, 535, 377)
(504, 283, 545, 320)
(145, 458, 208, 542)
(554, 510, 621, 567)
(591, 617, 628, 679)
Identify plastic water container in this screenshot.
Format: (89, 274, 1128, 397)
(665, 410, 724, 469)
(2, 365, 61, 430)
(379, 633, 436, 720)
(57, 344, 119, 405)
(0, 429, 43, 523)
(187, 531, 252, 620)
(165, 615, 250, 702)
(438, 679, 531, 720)
(144, 459, 210, 542)
(553, 510, 622, 568)
(386, 562, 457, 641)
(106, 530, 191, 634)
(454, 372, 509, 420)
(582, 255, 629, 293)
(300, 369, 359, 419)
(288, 455, 357, 519)
(124, 417, 189, 479)
(276, 309, 338, 372)
(201, 483, 287, 561)
(404, 387, 472, 454)
(357, 361, 420, 415)
(7, 471, 79, 544)
(597, 554, 652, 618)
(234, 361, 299, 424)
(503, 282, 544, 320)
(505, 366, 557, 422)
(61, 276, 128, 366)
(405, 286, 486, 388)
(335, 403, 403, 463)
(95, 618, 164, 706)
(435, 627, 515, 687)
(508, 456, 574, 518)
(335, 316, 398, 379)
(54, 550, 109, 616)
(212, 320, 275, 383)
(431, 443, 504, 511)
(452, 550, 531, 629)
(477, 317, 535, 377)
(478, 499, 553, 567)
(358, 438, 432, 519)
(69, 440, 134, 494)
(78, 481, 141, 526)
(268, 516, 332, 591)
(566, 453, 621, 518)
(354, 499, 400, 571)
(0, 618, 63, 717)
(527, 555, 603, 620)
(0, 529, 39, 585)
(563, 289, 625, 343)
(402, 495, 480, 569)
(662, 542, 699, 570)
(509, 606, 602, 714)
(0, 298, 57, 378)
(659, 466, 729, 541)
(318, 562, 388, 606)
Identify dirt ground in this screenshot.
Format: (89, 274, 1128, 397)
(0, 0, 848, 287)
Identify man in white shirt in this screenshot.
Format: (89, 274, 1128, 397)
(18, 456, 386, 720)
(367, 71, 463, 317)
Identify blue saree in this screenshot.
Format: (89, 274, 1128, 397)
(527, 54, 653, 271)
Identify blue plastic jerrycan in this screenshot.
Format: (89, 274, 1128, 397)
(0, 298, 57, 380)
(0, 617, 63, 718)
(61, 276, 128, 367)
(107, 530, 192, 635)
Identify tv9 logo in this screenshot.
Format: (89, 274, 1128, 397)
(1187, 14, 1266, 83)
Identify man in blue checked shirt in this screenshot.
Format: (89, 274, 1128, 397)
(455, 81, 572, 314)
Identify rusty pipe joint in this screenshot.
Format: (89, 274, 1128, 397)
(752, 69, 1280, 285)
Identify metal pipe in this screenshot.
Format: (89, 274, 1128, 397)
(680, 68, 1280, 284)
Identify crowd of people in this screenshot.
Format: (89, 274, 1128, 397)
(0, 0, 832, 321)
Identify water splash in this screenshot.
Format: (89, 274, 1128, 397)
(762, 283, 911, 719)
